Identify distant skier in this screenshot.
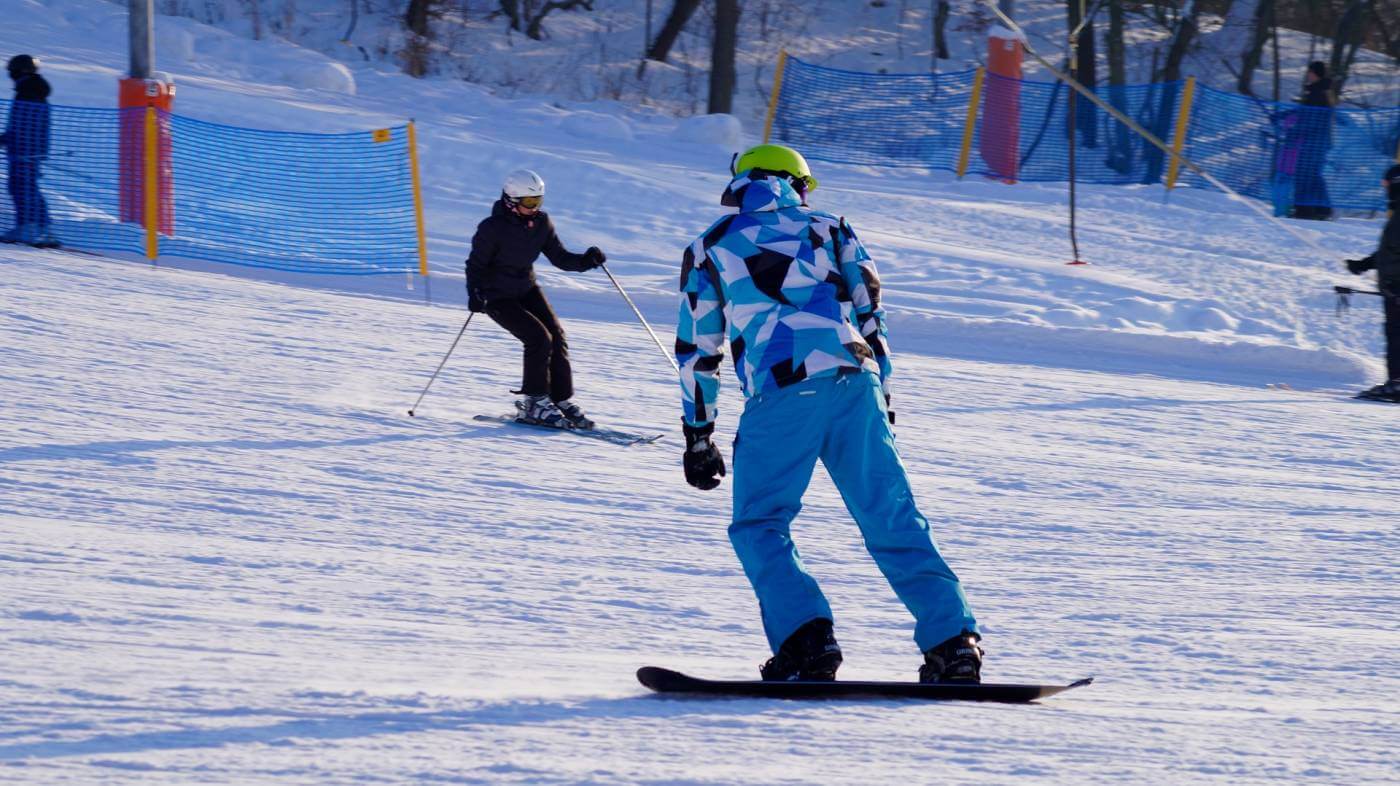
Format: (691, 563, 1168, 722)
(1291, 61, 1334, 221)
(1343, 164, 1400, 401)
(0, 54, 58, 248)
(675, 144, 983, 683)
(466, 169, 605, 428)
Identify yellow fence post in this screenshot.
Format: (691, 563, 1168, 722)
(1166, 76, 1197, 191)
(406, 121, 429, 277)
(956, 67, 986, 180)
(143, 106, 160, 263)
(762, 50, 789, 144)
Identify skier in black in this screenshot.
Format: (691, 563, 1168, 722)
(1343, 164, 1400, 401)
(0, 54, 58, 247)
(466, 169, 605, 428)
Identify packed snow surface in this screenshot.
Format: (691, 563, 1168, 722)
(2, 1, 1399, 783)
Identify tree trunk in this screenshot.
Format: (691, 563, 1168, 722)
(1106, 0, 1131, 172)
(1074, 6, 1098, 148)
(1238, 0, 1275, 97)
(708, 0, 740, 114)
(1144, 0, 1200, 183)
(647, 0, 702, 63)
(1328, 0, 1375, 99)
(406, 0, 434, 37)
(934, 0, 951, 60)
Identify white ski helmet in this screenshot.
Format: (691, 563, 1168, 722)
(502, 169, 545, 199)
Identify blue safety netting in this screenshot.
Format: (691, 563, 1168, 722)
(0, 99, 419, 274)
(1178, 85, 1400, 216)
(771, 56, 1399, 214)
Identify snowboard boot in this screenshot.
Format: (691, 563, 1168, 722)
(29, 228, 61, 249)
(0, 225, 20, 243)
(554, 399, 594, 430)
(515, 394, 567, 428)
(759, 618, 843, 682)
(1356, 380, 1400, 402)
(919, 632, 984, 684)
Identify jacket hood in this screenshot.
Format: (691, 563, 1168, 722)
(720, 171, 804, 212)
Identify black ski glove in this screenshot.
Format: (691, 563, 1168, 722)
(584, 246, 606, 269)
(467, 284, 487, 313)
(1345, 258, 1372, 276)
(884, 394, 895, 426)
(682, 421, 726, 491)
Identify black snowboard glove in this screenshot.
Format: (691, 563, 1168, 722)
(1345, 258, 1372, 276)
(467, 284, 487, 313)
(584, 246, 607, 269)
(884, 394, 895, 426)
(682, 421, 726, 491)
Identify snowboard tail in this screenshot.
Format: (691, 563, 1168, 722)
(636, 667, 1091, 703)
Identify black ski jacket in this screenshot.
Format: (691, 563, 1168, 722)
(1353, 210, 1400, 295)
(1, 73, 51, 160)
(465, 200, 592, 301)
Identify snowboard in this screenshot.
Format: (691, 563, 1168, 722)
(473, 414, 664, 447)
(636, 666, 1091, 703)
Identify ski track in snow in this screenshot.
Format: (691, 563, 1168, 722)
(2, 244, 1397, 784)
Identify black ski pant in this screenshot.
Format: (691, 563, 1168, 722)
(485, 285, 573, 401)
(1386, 295, 1400, 382)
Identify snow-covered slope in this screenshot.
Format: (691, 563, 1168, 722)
(3, 239, 1398, 784)
(2, 2, 1398, 783)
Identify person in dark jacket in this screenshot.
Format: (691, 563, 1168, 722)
(0, 54, 57, 247)
(466, 169, 606, 428)
(1344, 164, 1400, 401)
(1292, 61, 1334, 220)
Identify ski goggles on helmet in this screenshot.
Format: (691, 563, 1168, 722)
(504, 194, 543, 210)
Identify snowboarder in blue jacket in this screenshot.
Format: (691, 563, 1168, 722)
(675, 144, 983, 683)
(0, 54, 57, 247)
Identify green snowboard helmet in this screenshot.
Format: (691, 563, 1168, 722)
(730, 144, 818, 193)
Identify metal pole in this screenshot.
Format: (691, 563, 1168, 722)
(129, 0, 154, 79)
(600, 264, 680, 373)
(407, 314, 474, 416)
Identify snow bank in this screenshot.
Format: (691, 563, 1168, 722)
(672, 114, 744, 149)
(560, 111, 634, 142)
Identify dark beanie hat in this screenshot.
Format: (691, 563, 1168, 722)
(1308, 61, 1327, 79)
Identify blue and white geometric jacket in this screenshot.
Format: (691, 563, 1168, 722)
(676, 171, 891, 428)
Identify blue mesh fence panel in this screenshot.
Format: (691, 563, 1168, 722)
(1, 98, 419, 274)
(772, 59, 976, 171)
(771, 56, 1399, 213)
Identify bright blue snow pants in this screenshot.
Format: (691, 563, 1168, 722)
(729, 371, 979, 654)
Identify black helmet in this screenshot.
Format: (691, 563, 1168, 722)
(7, 54, 38, 79)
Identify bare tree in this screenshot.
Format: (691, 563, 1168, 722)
(1237, 0, 1276, 97)
(1105, 0, 1132, 172)
(498, 0, 596, 41)
(647, 0, 702, 63)
(1328, 0, 1376, 99)
(933, 0, 951, 60)
(709, 0, 740, 114)
(406, 0, 435, 37)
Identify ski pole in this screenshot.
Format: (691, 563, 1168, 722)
(600, 263, 680, 373)
(407, 313, 473, 416)
(1333, 285, 1384, 318)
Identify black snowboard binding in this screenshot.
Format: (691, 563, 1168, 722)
(1355, 380, 1400, 402)
(760, 618, 843, 681)
(919, 632, 984, 684)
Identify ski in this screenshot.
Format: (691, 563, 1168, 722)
(636, 666, 1092, 703)
(473, 414, 664, 447)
